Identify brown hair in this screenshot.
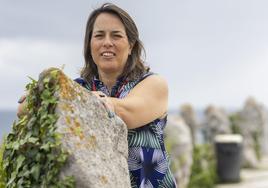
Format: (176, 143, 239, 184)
(81, 3, 149, 82)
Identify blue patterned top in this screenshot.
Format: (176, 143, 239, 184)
(75, 72, 177, 188)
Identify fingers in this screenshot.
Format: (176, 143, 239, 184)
(17, 94, 28, 118)
(18, 95, 26, 104)
(92, 91, 105, 99)
(17, 101, 27, 118)
(91, 91, 115, 118)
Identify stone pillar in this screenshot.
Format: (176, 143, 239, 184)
(202, 105, 231, 144)
(180, 104, 198, 145)
(235, 97, 268, 167)
(54, 69, 131, 188)
(165, 115, 193, 188)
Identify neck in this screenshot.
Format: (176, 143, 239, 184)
(98, 71, 120, 92)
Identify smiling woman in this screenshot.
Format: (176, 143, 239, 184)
(74, 3, 177, 187)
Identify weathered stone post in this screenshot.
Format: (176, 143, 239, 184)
(234, 97, 268, 168)
(165, 115, 193, 188)
(54, 69, 131, 187)
(202, 105, 231, 143)
(180, 104, 198, 145)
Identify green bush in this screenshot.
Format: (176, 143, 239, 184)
(229, 114, 241, 135)
(188, 144, 218, 188)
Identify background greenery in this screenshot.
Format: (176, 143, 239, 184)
(188, 144, 218, 188)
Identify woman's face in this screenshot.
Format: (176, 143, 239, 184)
(91, 13, 132, 76)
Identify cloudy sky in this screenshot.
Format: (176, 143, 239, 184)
(0, 0, 268, 111)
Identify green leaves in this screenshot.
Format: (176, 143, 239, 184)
(188, 144, 218, 188)
(0, 137, 7, 188)
(30, 164, 41, 181)
(2, 70, 75, 187)
(15, 155, 26, 173)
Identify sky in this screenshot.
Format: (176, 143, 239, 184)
(0, 0, 268, 111)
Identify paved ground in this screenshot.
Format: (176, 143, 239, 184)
(216, 156, 268, 188)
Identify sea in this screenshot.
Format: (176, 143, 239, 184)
(0, 108, 205, 143)
(0, 110, 17, 142)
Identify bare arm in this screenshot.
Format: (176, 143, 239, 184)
(110, 75, 168, 129)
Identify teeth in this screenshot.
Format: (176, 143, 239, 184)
(102, 52, 114, 57)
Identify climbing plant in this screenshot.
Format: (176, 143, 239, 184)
(0, 137, 6, 188)
(2, 69, 74, 187)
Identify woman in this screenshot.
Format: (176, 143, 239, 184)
(18, 3, 176, 188)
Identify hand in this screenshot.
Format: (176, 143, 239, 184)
(91, 91, 115, 118)
(17, 94, 27, 118)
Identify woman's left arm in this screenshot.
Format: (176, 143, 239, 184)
(109, 75, 168, 129)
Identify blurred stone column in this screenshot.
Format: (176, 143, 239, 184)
(261, 107, 268, 154)
(202, 105, 231, 144)
(236, 97, 268, 167)
(180, 104, 198, 145)
(165, 115, 193, 188)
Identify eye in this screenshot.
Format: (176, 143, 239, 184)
(94, 34, 103, 38)
(113, 34, 123, 38)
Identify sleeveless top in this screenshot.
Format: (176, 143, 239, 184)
(75, 72, 177, 188)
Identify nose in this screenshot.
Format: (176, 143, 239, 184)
(103, 36, 113, 47)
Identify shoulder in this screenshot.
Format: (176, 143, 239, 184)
(129, 74, 168, 97)
(139, 74, 168, 90)
(132, 71, 168, 88)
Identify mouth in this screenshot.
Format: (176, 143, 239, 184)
(101, 51, 116, 57)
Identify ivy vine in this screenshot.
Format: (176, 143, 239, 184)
(0, 137, 6, 188)
(1, 69, 74, 187)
